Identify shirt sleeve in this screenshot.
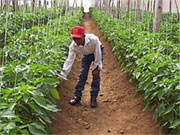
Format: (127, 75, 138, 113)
(61, 44, 76, 78)
(92, 36, 103, 71)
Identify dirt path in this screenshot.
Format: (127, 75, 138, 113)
(50, 13, 161, 135)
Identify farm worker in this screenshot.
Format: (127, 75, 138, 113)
(60, 26, 104, 108)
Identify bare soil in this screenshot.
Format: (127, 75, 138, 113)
(50, 13, 161, 135)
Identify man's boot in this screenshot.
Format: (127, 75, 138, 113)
(90, 96, 97, 108)
(69, 95, 81, 105)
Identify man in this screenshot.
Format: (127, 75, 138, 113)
(60, 26, 104, 108)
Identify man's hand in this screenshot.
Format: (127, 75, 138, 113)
(92, 67, 100, 79)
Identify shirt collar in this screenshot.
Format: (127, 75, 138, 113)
(74, 34, 90, 47)
(84, 34, 90, 45)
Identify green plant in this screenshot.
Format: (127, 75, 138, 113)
(90, 8, 180, 133)
(0, 10, 82, 134)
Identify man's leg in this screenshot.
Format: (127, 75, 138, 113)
(75, 55, 91, 96)
(90, 75, 100, 108)
(69, 55, 91, 105)
(90, 47, 104, 107)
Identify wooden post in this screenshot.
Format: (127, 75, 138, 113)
(65, 0, 68, 14)
(147, 0, 150, 12)
(54, 0, 56, 7)
(117, 0, 120, 19)
(100, 0, 102, 11)
(112, 0, 115, 17)
(95, 0, 98, 8)
(44, 0, 47, 8)
(169, 0, 172, 13)
(1, 0, 2, 7)
(24, 0, 27, 12)
(102, 0, 105, 11)
(136, 0, 141, 22)
(153, 0, 156, 12)
(142, 0, 145, 11)
(134, 0, 136, 10)
(4, 0, 9, 47)
(32, 0, 35, 12)
(104, 0, 109, 14)
(13, 0, 15, 11)
(153, 0, 163, 33)
(67, 0, 69, 12)
(15, 0, 19, 12)
(108, 0, 111, 14)
(151, 0, 153, 12)
(39, 0, 41, 9)
(4, 0, 8, 12)
(81, 0, 83, 10)
(126, 0, 130, 19)
(65, 0, 67, 13)
(72, 0, 75, 9)
(59, 0, 63, 8)
(175, 0, 180, 20)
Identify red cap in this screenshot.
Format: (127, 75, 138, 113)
(70, 26, 85, 38)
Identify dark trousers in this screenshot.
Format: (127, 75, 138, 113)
(74, 47, 104, 97)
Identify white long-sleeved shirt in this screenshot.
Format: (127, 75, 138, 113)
(61, 34, 103, 78)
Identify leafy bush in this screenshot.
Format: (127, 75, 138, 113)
(0, 8, 64, 47)
(90, 8, 180, 133)
(0, 10, 82, 135)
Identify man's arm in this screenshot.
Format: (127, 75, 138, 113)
(60, 45, 76, 79)
(92, 36, 102, 79)
(93, 36, 102, 71)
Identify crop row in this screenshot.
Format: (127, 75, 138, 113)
(0, 8, 64, 47)
(109, 8, 180, 44)
(0, 10, 82, 135)
(90, 8, 180, 133)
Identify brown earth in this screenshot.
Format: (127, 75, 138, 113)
(50, 13, 162, 135)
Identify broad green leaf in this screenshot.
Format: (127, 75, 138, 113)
(1, 88, 13, 94)
(170, 119, 180, 129)
(0, 103, 8, 110)
(40, 113, 51, 124)
(1, 110, 16, 118)
(150, 91, 158, 100)
(9, 103, 16, 111)
(28, 125, 46, 135)
(20, 129, 29, 135)
(154, 103, 165, 120)
(157, 90, 164, 100)
(22, 93, 30, 103)
(165, 104, 175, 114)
(4, 122, 16, 131)
(176, 101, 180, 105)
(42, 78, 59, 85)
(176, 63, 180, 70)
(49, 89, 60, 99)
(32, 95, 58, 112)
(0, 123, 8, 131)
(153, 76, 158, 82)
(175, 85, 180, 90)
(28, 101, 43, 115)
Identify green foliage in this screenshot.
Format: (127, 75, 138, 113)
(100, 8, 180, 44)
(0, 10, 82, 134)
(90, 8, 180, 134)
(0, 8, 64, 47)
(140, 11, 180, 43)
